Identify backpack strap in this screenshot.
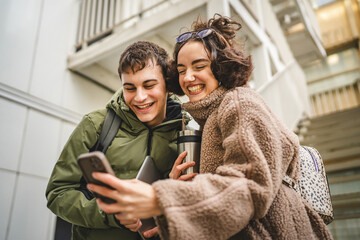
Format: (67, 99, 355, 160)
(79, 108, 121, 200)
(302, 146, 319, 172)
(90, 108, 122, 153)
(71, 109, 122, 237)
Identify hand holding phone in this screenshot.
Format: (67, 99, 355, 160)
(77, 151, 116, 203)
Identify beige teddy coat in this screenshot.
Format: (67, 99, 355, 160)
(153, 86, 332, 240)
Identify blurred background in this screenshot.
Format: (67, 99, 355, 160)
(0, 0, 359, 239)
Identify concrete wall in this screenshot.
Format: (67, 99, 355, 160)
(0, 0, 114, 239)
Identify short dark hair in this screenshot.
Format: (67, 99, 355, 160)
(118, 41, 170, 82)
(167, 14, 253, 95)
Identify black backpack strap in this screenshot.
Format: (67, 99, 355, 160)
(90, 108, 122, 153)
(79, 108, 121, 200)
(70, 109, 123, 239)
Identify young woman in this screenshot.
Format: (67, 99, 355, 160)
(88, 15, 332, 239)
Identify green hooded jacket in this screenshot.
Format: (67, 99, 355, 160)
(46, 88, 185, 240)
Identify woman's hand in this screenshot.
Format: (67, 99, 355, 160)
(87, 172, 162, 219)
(169, 151, 198, 181)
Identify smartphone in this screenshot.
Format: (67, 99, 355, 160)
(77, 151, 116, 203)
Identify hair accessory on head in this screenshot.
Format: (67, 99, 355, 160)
(176, 28, 214, 43)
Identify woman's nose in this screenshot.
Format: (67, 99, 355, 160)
(184, 72, 195, 81)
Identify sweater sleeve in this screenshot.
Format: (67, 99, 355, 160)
(152, 89, 299, 240)
(45, 114, 121, 229)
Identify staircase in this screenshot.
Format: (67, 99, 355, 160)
(296, 107, 360, 239)
(297, 107, 360, 173)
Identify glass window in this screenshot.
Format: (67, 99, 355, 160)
(314, 0, 337, 7)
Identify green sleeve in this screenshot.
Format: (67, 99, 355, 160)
(45, 115, 121, 229)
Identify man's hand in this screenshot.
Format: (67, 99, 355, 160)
(142, 226, 159, 238)
(117, 217, 142, 232)
(115, 214, 159, 237)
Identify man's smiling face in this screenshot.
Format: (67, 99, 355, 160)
(122, 61, 168, 128)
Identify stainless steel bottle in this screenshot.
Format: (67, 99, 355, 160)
(177, 129, 202, 174)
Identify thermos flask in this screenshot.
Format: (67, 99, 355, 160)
(177, 129, 202, 174)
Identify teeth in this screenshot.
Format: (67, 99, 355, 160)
(188, 85, 204, 93)
(137, 103, 152, 109)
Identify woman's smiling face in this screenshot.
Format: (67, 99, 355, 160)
(177, 41, 219, 102)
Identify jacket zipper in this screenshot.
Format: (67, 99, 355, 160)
(147, 128, 153, 156)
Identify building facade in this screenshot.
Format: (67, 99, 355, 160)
(299, 1, 360, 239)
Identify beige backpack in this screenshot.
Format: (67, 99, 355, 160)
(283, 146, 334, 224)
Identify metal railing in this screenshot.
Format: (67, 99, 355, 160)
(310, 79, 360, 117)
(75, 0, 172, 51)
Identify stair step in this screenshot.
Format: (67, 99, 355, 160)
(325, 157, 360, 173)
(297, 107, 360, 168)
(307, 135, 360, 153)
(321, 146, 360, 162)
(301, 112, 360, 130)
(304, 107, 360, 127)
(300, 119, 360, 136)
(301, 125, 360, 144)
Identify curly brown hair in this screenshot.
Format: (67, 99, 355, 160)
(118, 41, 170, 83)
(167, 14, 253, 95)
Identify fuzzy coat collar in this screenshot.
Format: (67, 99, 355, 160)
(182, 86, 228, 127)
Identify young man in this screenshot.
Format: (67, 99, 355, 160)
(46, 41, 184, 240)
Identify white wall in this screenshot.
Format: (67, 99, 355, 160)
(0, 0, 114, 239)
